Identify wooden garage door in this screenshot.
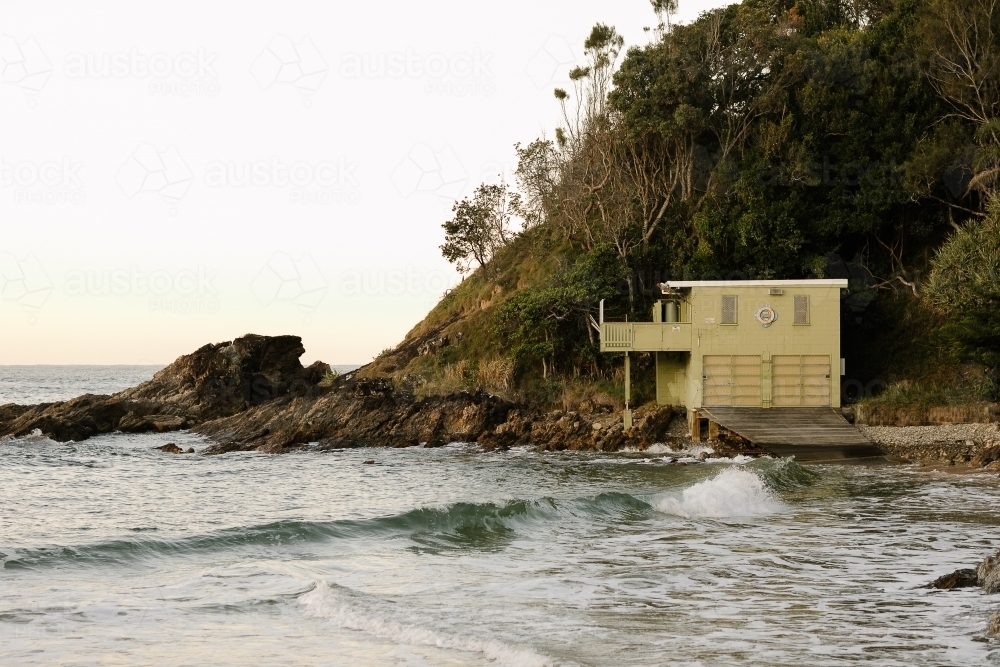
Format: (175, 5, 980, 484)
(703, 355, 761, 407)
(772, 355, 831, 406)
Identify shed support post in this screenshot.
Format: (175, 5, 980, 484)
(623, 352, 632, 429)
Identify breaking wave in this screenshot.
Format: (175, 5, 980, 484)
(654, 467, 787, 518)
(300, 582, 555, 667)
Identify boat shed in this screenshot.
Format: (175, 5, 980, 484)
(599, 279, 875, 458)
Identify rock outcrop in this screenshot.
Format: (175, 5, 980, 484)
(195, 376, 688, 455)
(927, 568, 979, 590)
(0, 334, 328, 442)
(1, 334, 688, 453)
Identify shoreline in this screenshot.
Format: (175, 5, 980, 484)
(859, 423, 1000, 469)
(2, 335, 999, 463)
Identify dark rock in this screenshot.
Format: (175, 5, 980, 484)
(0, 403, 36, 433)
(199, 384, 514, 454)
(0, 334, 328, 442)
(119, 413, 187, 433)
(928, 568, 979, 590)
(156, 443, 182, 454)
(988, 611, 1000, 638)
(971, 446, 1000, 468)
(979, 550, 1000, 593)
(363, 460, 375, 464)
(185, 447, 194, 454)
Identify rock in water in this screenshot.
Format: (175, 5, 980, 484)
(927, 568, 979, 590)
(0, 334, 329, 442)
(979, 550, 1000, 593)
(988, 611, 1000, 638)
(157, 443, 182, 454)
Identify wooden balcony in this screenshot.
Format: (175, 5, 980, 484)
(600, 322, 692, 352)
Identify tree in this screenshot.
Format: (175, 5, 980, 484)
(924, 196, 1000, 310)
(918, 0, 1000, 127)
(514, 139, 559, 229)
(440, 182, 521, 276)
(493, 246, 623, 378)
(934, 297, 1000, 400)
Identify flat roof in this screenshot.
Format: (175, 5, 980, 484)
(659, 279, 848, 289)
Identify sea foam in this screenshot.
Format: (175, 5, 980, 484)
(654, 468, 786, 518)
(300, 582, 555, 667)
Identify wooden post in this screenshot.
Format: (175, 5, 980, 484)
(623, 352, 633, 428)
(689, 409, 700, 441)
(624, 352, 631, 409)
(708, 420, 720, 440)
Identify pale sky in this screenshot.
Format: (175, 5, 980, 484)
(1, 0, 733, 365)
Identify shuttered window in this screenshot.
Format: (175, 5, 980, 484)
(721, 295, 738, 324)
(794, 295, 810, 325)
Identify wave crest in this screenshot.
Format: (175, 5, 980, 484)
(300, 582, 554, 667)
(654, 468, 786, 518)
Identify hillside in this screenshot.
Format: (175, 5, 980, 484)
(364, 0, 1000, 412)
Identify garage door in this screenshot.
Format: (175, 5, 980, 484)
(772, 355, 831, 406)
(703, 355, 761, 407)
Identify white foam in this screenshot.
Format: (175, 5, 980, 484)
(620, 443, 715, 456)
(300, 583, 554, 667)
(704, 454, 756, 464)
(654, 468, 785, 518)
(2, 428, 51, 444)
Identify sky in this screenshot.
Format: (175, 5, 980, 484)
(1, 0, 734, 365)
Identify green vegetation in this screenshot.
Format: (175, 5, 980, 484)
(372, 0, 1000, 409)
(319, 369, 340, 387)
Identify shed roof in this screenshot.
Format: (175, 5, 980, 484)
(658, 279, 847, 291)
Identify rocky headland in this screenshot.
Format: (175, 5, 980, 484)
(2, 334, 998, 462)
(0, 334, 698, 454)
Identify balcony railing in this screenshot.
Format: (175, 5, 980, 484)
(600, 322, 692, 352)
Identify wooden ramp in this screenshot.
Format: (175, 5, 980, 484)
(699, 407, 882, 462)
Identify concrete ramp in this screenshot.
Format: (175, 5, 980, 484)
(699, 407, 882, 462)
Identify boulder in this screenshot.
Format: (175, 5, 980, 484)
(989, 611, 1000, 638)
(156, 443, 182, 454)
(979, 550, 1000, 594)
(928, 568, 979, 590)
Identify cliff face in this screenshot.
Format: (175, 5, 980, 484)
(0, 334, 328, 442)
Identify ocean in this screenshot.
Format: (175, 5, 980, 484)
(1, 366, 999, 666)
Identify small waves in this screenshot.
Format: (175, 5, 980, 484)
(3, 493, 656, 569)
(654, 467, 787, 518)
(300, 582, 556, 667)
(2, 464, 810, 570)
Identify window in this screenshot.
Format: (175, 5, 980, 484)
(721, 295, 738, 324)
(794, 295, 810, 325)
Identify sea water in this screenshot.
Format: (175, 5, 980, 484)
(2, 367, 1000, 666)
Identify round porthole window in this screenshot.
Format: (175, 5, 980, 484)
(755, 305, 778, 328)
